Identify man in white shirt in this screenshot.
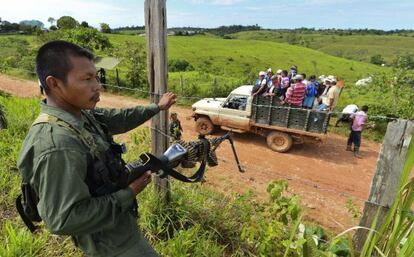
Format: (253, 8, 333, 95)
(335, 104, 359, 127)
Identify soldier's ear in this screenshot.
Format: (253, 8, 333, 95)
(45, 76, 62, 92)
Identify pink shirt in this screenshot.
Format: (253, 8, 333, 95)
(285, 82, 306, 107)
(351, 111, 367, 131)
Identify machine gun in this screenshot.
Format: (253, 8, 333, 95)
(124, 132, 244, 184)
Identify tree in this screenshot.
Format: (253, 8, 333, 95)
(100, 23, 111, 33)
(370, 54, 385, 65)
(56, 16, 78, 29)
(80, 21, 89, 28)
(62, 27, 112, 51)
(168, 59, 194, 72)
(393, 54, 414, 70)
(115, 41, 147, 88)
(357, 67, 414, 119)
(37, 27, 112, 52)
(47, 17, 55, 26)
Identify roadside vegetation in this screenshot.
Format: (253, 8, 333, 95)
(0, 93, 351, 256)
(1, 86, 413, 257)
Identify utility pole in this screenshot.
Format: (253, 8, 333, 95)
(145, 0, 170, 202)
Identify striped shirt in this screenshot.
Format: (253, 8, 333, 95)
(285, 82, 306, 107)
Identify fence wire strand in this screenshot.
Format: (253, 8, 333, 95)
(3, 67, 402, 233)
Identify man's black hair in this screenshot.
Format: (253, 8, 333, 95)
(362, 105, 369, 112)
(301, 73, 307, 79)
(36, 40, 94, 94)
(309, 75, 316, 80)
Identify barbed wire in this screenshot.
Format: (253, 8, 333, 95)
(5, 67, 411, 237)
(0, 67, 406, 122)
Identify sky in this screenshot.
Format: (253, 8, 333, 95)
(0, 0, 413, 30)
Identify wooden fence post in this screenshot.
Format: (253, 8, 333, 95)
(180, 74, 183, 95)
(145, 0, 170, 202)
(353, 119, 414, 253)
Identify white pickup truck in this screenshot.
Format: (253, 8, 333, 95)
(191, 85, 330, 152)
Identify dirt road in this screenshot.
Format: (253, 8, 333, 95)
(0, 74, 381, 231)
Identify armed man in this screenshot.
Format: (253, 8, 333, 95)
(17, 40, 176, 257)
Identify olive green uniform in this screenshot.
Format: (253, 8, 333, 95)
(18, 101, 160, 257)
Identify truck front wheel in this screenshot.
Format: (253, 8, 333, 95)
(266, 132, 293, 153)
(196, 117, 215, 135)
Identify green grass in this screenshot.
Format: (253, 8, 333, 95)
(107, 33, 385, 82)
(0, 94, 354, 257)
(231, 30, 414, 65)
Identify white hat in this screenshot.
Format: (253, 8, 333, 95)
(259, 71, 266, 76)
(266, 68, 272, 73)
(327, 75, 337, 83)
(293, 74, 303, 81)
(276, 69, 283, 74)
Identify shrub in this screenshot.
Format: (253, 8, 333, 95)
(168, 59, 194, 72)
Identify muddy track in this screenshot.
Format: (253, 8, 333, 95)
(0, 74, 381, 231)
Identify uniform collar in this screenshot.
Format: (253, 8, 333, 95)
(40, 100, 85, 131)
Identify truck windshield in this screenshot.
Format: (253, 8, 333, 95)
(223, 95, 248, 111)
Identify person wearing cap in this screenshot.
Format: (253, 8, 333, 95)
(288, 65, 298, 85)
(280, 70, 290, 98)
(169, 112, 183, 141)
(266, 75, 282, 97)
(303, 74, 319, 109)
(265, 68, 273, 84)
(317, 76, 340, 112)
(283, 74, 306, 107)
(347, 105, 370, 158)
(335, 104, 358, 127)
(252, 71, 267, 96)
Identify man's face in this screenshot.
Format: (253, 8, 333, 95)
(58, 56, 101, 110)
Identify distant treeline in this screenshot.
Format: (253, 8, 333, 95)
(271, 27, 414, 36)
(112, 25, 145, 32)
(112, 25, 262, 36)
(112, 25, 414, 37)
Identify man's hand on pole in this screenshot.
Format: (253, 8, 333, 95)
(158, 92, 177, 110)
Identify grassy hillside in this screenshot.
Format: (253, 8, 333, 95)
(105, 34, 385, 82)
(231, 30, 414, 64)
(0, 33, 386, 84)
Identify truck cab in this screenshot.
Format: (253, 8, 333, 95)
(192, 85, 253, 134)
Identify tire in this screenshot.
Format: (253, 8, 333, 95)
(266, 131, 293, 153)
(195, 117, 215, 135)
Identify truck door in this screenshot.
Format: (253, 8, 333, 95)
(218, 94, 251, 130)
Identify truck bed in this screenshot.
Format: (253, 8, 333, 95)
(251, 95, 330, 134)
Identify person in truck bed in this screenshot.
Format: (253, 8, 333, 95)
(283, 74, 307, 107)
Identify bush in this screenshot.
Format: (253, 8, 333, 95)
(168, 59, 194, 72)
(114, 41, 147, 90)
(37, 28, 112, 52)
(370, 54, 384, 65)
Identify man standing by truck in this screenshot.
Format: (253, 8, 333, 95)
(347, 105, 369, 158)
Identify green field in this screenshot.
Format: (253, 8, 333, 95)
(2, 32, 412, 125)
(104, 33, 386, 82)
(230, 30, 414, 64)
(0, 33, 385, 83)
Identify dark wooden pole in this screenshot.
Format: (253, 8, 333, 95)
(353, 119, 414, 253)
(145, 0, 170, 201)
